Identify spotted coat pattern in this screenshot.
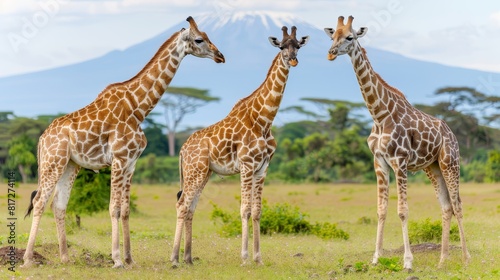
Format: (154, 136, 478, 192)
(325, 16, 470, 270)
(22, 17, 224, 268)
(171, 26, 309, 266)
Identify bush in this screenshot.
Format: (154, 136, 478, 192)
(210, 200, 349, 240)
(409, 218, 459, 244)
(312, 222, 349, 240)
(210, 202, 242, 237)
(376, 257, 403, 272)
(462, 161, 487, 182)
(68, 168, 138, 227)
(260, 202, 311, 235)
(485, 150, 500, 182)
(133, 154, 180, 184)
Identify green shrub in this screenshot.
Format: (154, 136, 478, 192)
(376, 257, 403, 272)
(210, 202, 242, 237)
(485, 150, 500, 182)
(67, 168, 138, 227)
(210, 200, 349, 240)
(260, 202, 311, 235)
(409, 218, 459, 243)
(462, 161, 487, 182)
(312, 222, 349, 240)
(357, 216, 373, 225)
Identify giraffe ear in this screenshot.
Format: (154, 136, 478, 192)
(298, 36, 309, 47)
(324, 28, 335, 38)
(356, 27, 368, 38)
(268, 37, 281, 48)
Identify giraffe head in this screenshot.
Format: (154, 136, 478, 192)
(268, 26, 309, 67)
(324, 16, 367, 61)
(181, 16, 225, 63)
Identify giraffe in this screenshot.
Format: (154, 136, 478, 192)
(22, 16, 225, 268)
(170, 26, 309, 267)
(324, 16, 470, 270)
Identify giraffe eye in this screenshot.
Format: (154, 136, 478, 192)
(194, 38, 204, 44)
(346, 36, 353, 41)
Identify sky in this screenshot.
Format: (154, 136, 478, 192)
(1, 0, 500, 78)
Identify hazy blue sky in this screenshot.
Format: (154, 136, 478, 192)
(1, 0, 499, 77)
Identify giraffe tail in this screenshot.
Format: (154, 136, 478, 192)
(24, 190, 38, 219)
(176, 153, 184, 201)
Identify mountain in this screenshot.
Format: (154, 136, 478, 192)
(1, 11, 499, 128)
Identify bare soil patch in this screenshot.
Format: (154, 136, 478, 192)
(391, 242, 460, 254)
(0, 246, 46, 265)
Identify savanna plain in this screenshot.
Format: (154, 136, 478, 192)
(1, 181, 499, 279)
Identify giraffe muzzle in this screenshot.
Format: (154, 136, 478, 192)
(214, 51, 225, 63)
(327, 53, 338, 61)
(289, 58, 298, 67)
(327, 48, 338, 61)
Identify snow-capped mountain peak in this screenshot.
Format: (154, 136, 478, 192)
(197, 10, 310, 31)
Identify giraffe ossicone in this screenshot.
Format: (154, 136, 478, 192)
(325, 15, 470, 270)
(171, 25, 309, 267)
(21, 16, 224, 268)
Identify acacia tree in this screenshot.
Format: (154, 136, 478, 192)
(416, 87, 500, 163)
(6, 135, 36, 183)
(160, 87, 219, 156)
(299, 98, 368, 132)
(435, 87, 500, 125)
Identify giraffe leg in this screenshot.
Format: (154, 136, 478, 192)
(109, 160, 128, 268)
(251, 172, 266, 265)
(120, 170, 135, 266)
(440, 161, 471, 266)
(171, 210, 183, 266)
(23, 144, 69, 267)
(182, 190, 201, 265)
(109, 191, 123, 268)
(183, 171, 211, 265)
(424, 162, 453, 268)
(372, 156, 390, 266)
(392, 161, 413, 271)
(171, 153, 210, 267)
(22, 185, 55, 267)
(239, 164, 253, 265)
(51, 161, 80, 263)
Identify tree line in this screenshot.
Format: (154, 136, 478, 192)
(1, 86, 499, 185)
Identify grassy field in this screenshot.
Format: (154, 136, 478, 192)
(1, 180, 499, 279)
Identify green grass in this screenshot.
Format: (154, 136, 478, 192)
(1, 182, 499, 279)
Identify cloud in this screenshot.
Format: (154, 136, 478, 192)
(490, 11, 500, 27)
(0, 0, 202, 17)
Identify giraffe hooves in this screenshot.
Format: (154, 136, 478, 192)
(438, 255, 449, 269)
(403, 261, 413, 271)
(171, 261, 180, 269)
(253, 253, 263, 265)
(463, 252, 471, 265)
(125, 257, 135, 265)
(20, 260, 34, 268)
(61, 255, 70, 263)
(112, 262, 125, 269)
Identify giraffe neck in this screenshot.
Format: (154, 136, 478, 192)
(113, 30, 188, 123)
(348, 42, 410, 125)
(234, 53, 289, 129)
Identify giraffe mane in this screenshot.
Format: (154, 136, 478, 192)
(360, 47, 407, 99)
(228, 53, 282, 112)
(97, 30, 182, 96)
